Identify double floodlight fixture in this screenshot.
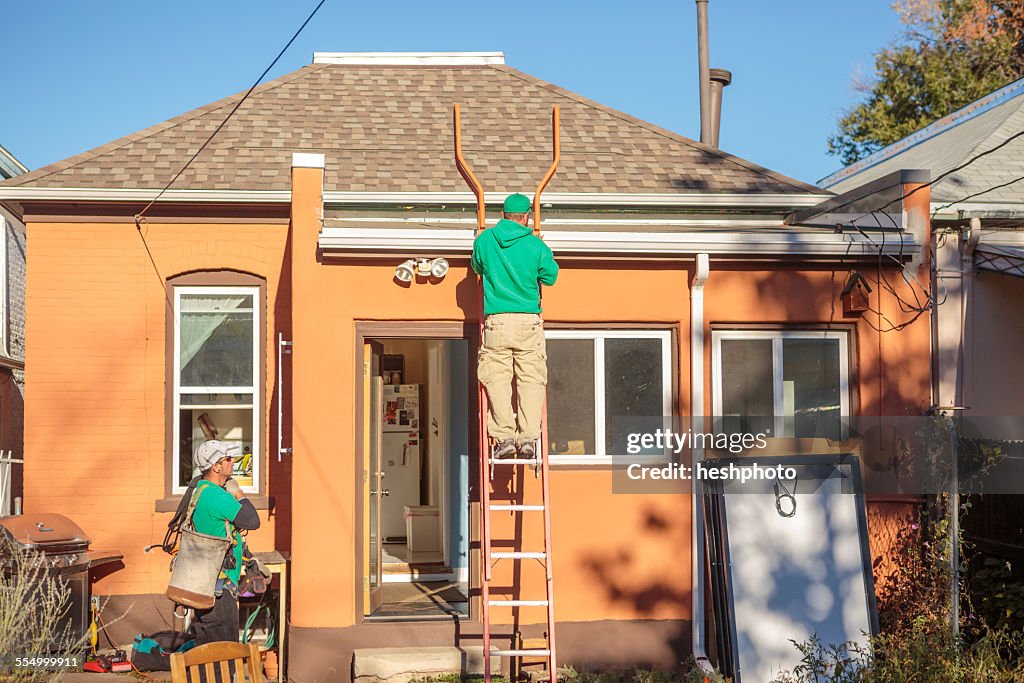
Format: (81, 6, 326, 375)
(395, 257, 448, 282)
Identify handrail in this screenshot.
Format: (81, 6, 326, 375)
(533, 106, 561, 235)
(453, 104, 487, 233)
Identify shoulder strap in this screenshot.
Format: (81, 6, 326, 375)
(167, 476, 201, 530)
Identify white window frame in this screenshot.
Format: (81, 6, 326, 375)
(711, 329, 850, 440)
(545, 329, 673, 466)
(172, 285, 260, 495)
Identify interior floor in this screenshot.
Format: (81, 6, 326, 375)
(376, 580, 469, 618)
(383, 542, 445, 566)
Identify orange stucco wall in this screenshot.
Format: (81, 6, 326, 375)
(24, 219, 289, 595)
(20, 170, 932, 632)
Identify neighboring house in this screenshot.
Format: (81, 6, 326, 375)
(0, 52, 934, 681)
(821, 77, 1024, 556)
(0, 143, 27, 516)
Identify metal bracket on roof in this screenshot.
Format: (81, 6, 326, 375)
(452, 103, 561, 235)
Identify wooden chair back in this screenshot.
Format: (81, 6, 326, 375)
(170, 641, 264, 683)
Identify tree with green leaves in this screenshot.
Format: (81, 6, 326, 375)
(829, 0, 1024, 165)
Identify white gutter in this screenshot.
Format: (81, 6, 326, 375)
(326, 217, 791, 229)
(931, 201, 1024, 220)
(690, 253, 712, 673)
(0, 187, 829, 209)
(0, 187, 291, 203)
(318, 227, 918, 258)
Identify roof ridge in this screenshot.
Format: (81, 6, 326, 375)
(491, 64, 823, 195)
(8, 64, 328, 187)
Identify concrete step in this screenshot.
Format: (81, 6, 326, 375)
(353, 645, 502, 683)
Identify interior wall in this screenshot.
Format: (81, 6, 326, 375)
(383, 339, 429, 505)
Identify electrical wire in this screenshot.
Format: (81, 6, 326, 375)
(931, 172, 1024, 217)
(95, 609, 158, 682)
(134, 0, 329, 227)
(820, 127, 1024, 218)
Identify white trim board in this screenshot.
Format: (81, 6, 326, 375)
(313, 51, 505, 65)
(319, 227, 918, 258)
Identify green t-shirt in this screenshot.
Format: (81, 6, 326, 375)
(191, 480, 244, 586)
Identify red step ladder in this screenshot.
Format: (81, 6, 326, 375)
(454, 103, 560, 682)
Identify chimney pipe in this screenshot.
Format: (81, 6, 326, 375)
(696, 0, 712, 145)
(708, 68, 732, 149)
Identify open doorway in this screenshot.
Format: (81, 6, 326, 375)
(364, 337, 470, 619)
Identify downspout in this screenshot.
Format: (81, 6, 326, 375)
(961, 218, 980, 411)
(691, 253, 713, 673)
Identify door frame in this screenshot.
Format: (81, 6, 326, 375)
(426, 340, 450, 560)
(354, 321, 478, 622)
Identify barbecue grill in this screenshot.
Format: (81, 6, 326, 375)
(0, 513, 123, 649)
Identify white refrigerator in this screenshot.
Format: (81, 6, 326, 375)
(381, 384, 421, 542)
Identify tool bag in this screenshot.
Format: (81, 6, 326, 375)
(130, 630, 197, 671)
(164, 484, 233, 610)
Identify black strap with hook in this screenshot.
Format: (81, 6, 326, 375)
(774, 474, 798, 518)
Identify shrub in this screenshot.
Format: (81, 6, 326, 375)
(0, 533, 88, 681)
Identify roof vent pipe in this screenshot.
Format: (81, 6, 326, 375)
(708, 68, 732, 149)
(696, 0, 712, 145)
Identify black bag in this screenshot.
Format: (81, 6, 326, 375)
(130, 629, 197, 671)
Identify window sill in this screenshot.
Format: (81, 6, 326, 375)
(155, 495, 275, 513)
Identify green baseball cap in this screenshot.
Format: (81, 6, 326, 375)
(503, 193, 531, 213)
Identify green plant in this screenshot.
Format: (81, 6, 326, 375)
(967, 555, 1024, 635)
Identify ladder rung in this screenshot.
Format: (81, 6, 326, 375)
(490, 458, 541, 465)
(490, 648, 551, 657)
(490, 504, 545, 511)
(491, 551, 546, 559)
(488, 599, 549, 607)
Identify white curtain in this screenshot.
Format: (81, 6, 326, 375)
(179, 295, 249, 375)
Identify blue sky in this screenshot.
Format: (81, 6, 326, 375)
(0, 1, 902, 185)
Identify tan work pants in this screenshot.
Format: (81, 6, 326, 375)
(478, 313, 547, 443)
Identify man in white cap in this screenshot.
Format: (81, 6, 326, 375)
(189, 440, 261, 645)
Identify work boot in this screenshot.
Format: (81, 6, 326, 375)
(519, 440, 538, 461)
(492, 439, 517, 460)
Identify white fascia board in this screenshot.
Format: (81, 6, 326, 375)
(978, 231, 1024, 248)
(313, 51, 505, 65)
(0, 187, 291, 203)
(321, 191, 829, 209)
(318, 227, 918, 258)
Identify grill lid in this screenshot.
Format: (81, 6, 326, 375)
(0, 513, 90, 552)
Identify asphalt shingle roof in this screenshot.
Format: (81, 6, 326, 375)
(821, 78, 1024, 204)
(3, 63, 821, 196)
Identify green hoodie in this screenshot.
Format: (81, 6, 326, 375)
(471, 218, 558, 315)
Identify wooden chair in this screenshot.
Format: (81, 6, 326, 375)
(170, 641, 264, 683)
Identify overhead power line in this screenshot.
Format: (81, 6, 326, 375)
(134, 0, 329, 226)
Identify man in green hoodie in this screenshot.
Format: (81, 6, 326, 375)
(471, 193, 559, 460)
